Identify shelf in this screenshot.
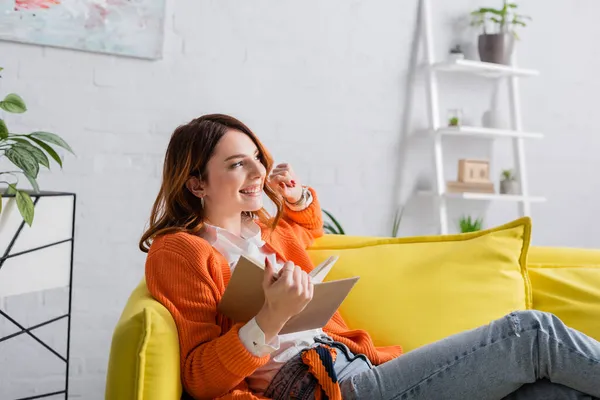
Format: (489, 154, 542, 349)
(430, 59, 539, 78)
(419, 191, 546, 203)
(433, 126, 543, 140)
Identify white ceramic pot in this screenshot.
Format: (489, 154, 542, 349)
(500, 179, 519, 195)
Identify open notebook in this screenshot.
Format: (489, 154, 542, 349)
(217, 255, 359, 334)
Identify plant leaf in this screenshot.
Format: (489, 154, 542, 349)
(5, 146, 39, 178)
(24, 173, 40, 193)
(323, 209, 345, 235)
(0, 93, 27, 113)
(7, 183, 17, 195)
(392, 206, 404, 237)
(27, 136, 63, 168)
(16, 189, 34, 226)
(323, 223, 338, 235)
(0, 119, 8, 140)
(29, 131, 74, 154)
(13, 141, 50, 169)
(477, 8, 504, 15)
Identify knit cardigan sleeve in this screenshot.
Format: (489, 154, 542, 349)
(145, 235, 271, 400)
(282, 187, 324, 248)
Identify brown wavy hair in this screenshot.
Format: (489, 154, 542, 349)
(139, 114, 283, 253)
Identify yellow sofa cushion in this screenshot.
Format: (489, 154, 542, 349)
(105, 280, 182, 400)
(527, 246, 600, 342)
(307, 217, 532, 352)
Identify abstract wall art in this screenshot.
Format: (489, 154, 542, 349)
(0, 0, 166, 59)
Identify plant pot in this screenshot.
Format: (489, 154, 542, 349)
(500, 179, 519, 195)
(478, 33, 514, 65)
(448, 52, 464, 62)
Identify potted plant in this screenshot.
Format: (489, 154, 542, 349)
(0, 67, 74, 226)
(499, 169, 519, 194)
(470, 1, 531, 64)
(459, 215, 483, 233)
(449, 44, 465, 62)
(447, 108, 463, 127)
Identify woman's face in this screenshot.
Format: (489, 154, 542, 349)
(201, 129, 267, 217)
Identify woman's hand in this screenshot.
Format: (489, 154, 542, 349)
(255, 258, 314, 342)
(267, 163, 303, 204)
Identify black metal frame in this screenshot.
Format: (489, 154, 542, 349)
(0, 192, 76, 400)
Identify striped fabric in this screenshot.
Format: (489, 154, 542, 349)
(301, 345, 342, 400)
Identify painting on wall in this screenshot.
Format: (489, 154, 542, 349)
(0, 0, 166, 59)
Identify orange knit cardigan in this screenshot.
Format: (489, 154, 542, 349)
(145, 188, 403, 400)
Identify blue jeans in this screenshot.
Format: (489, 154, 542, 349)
(265, 311, 600, 399)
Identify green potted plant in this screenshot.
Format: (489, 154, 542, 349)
(447, 108, 463, 127)
(499, 168, 519, 194)
(0, 67, 74, 226)
(470, 1, 531, 64)
(459, 215, 483, 233)
(449, 44, 465, 62)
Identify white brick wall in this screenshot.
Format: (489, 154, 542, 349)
(1, 0, 599, 398)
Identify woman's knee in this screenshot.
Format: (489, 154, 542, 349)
(507, 310, 558, 331)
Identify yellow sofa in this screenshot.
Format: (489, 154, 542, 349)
(105, 218, 600, 400)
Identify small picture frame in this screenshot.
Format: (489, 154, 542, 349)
(458, 159, 490, 183)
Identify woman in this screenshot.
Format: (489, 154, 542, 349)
(140, 114, 600, 400)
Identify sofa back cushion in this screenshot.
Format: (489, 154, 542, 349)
(528, 246, 600, 342)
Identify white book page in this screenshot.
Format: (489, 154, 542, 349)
(309, 255, 339, 283)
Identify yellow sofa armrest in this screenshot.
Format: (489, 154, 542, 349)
(105, 280, 182, 400)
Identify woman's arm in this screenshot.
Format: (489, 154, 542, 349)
(267, 164, 324, 248)
(282, 186, 324, 247)
(145, 246, 270, 399)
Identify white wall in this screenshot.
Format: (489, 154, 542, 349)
(0, 0, 599, 397)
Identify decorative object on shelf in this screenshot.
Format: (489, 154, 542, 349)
(447, 108, 463, 127)
(458, 159, 490, 183)
(482, 109, 503, 129)
(0, 191, 76, 399)
(470, 1, 531, 64)
(459, 215, 483, 232)
(323, 209, 345, 235)
(0, 1, 166, 60)
(447, 159, 495, 194)
(0, 67, 75, 226)
(482, 68, 504, 129)
(448, 44, 465, 61)
(499, 168, 520, 194)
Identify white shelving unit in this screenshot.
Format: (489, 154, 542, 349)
(411, 0, 545, 234)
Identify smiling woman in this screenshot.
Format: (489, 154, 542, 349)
(139, 114, 343, 399)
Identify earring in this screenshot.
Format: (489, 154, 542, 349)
(200, 197, 205, 209)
